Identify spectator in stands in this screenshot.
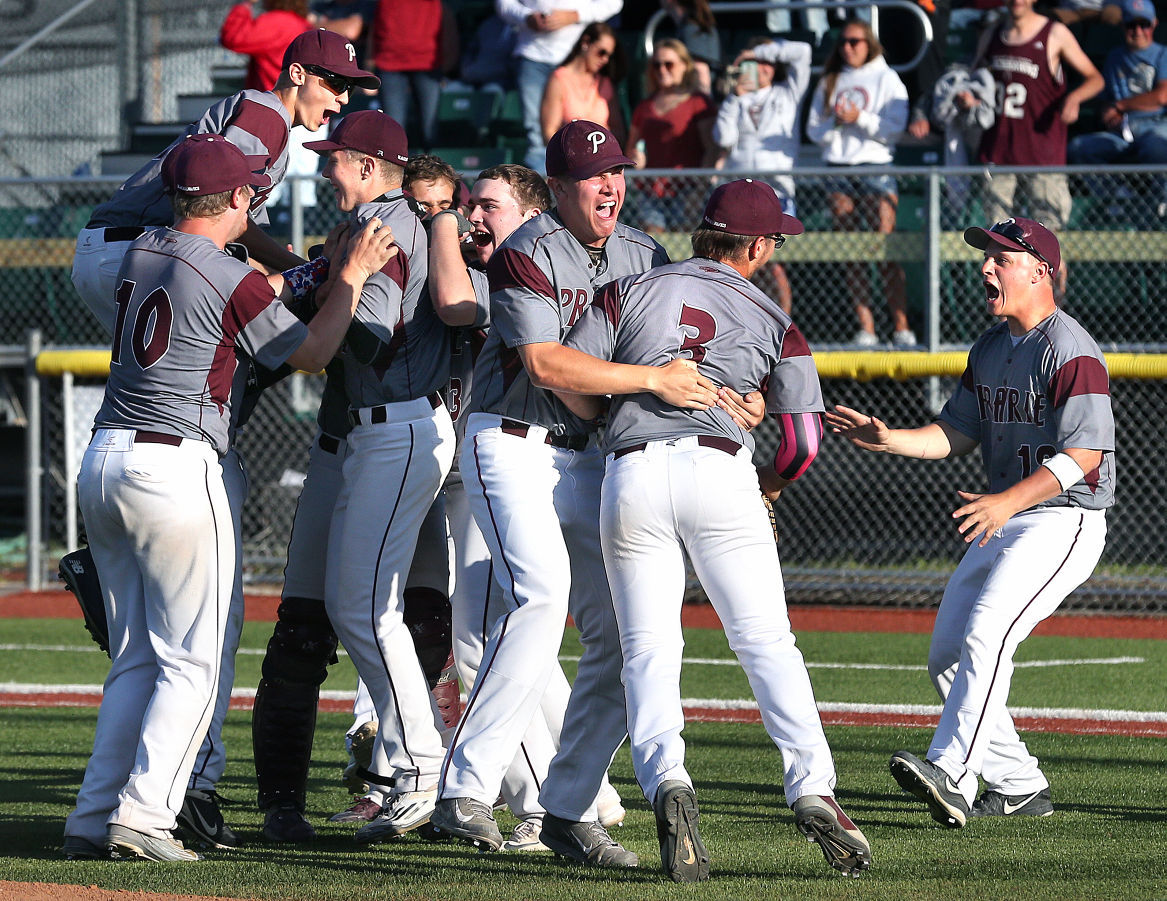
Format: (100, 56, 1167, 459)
(310, 0, 375, 42)
(628, 39, 714, 234)
(457, 14, 520, 93)
(497, 1, 624, 171)
(371, 0, 450, 151)
(220, 0, 313, 91)
(660, 0, 722, 96)
(1068, 0, 1167, 221)
(540, 22, 628, 149)
(405, 154, 460, 217)
(807, 20, 913, 347)
(712, 38, 812, 314)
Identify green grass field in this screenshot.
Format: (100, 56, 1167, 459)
(1, 617, 1165, 900)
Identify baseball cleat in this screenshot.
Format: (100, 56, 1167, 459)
(63, 835, 107, 860)
(890, 751, 970, 828)
(501, 817, 550, 852)
(177, 789, 238, 849)
(106, 824, 201, 862)
(329, 796, 382, 823)
(430, 797, 504, 851)
(540, 813, 638, 868)
(970, 788, 1053, 818)
(791, 794, 871, 877)
(653, 780, 710, 883)
(354, 788, 438, 843)
(262, 802, 317, 843)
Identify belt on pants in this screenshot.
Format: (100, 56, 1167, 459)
(134, 430, 182, 446)
(499, 417, 589, 451)
(348, 392, 443, 427)
(100, 226, 147, 242)
(317, 433, 342, 454)
(612, 435, 742, 460)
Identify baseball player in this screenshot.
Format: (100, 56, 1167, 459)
(560, 178, 872, 881)
(72, 27, 380, 330)
(827, 218, 1114, 827)
(430, 120, 716, 865)
(303, 109, 455, 843)
(61, 134, 395, 862)
(428, 164, 626, 851)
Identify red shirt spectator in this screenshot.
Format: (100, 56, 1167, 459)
(371, 0, 443, 72)
(221, 1, 313, 91)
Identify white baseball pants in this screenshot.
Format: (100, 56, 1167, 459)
(71, 227, 162, 333)
(600, 438, 838, 806)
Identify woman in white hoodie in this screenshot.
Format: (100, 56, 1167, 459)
(807, 20, 913, 347)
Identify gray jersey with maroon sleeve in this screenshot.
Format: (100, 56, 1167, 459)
(338, 191, 448, 406)
(565, 257, 823, 454)
(471, 210, 669, 438)
(89, 90, 291, 229)
(94, 229, 309, 456)
(938, 310, 1115, 510)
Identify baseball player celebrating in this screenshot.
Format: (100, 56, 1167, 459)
(61, 134, 395, 862)
(303, 110, 455, 843)
(560, 178, 872, 881)
(431, 120, 716, 865)
(827, 218, 1114, 827)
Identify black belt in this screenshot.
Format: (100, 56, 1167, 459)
(500, 417, 589, 451)
(318, 433, 341, 454)
(613, 435, 741, 460)
(101, 226, 147, 242)
(135, 430, 182, 446)
(348, 392, 443, 427)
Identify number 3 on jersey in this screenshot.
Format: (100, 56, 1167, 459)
(112, 279, 173, 369)
(678, 303, 716, 363)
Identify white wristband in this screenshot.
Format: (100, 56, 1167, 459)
(1042, 452, 1085, 492)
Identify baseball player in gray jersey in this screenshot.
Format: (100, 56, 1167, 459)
(428, 165, 626, 851)
(73, 28, 380, 330)
(303, 110, 456, 843)
(561, 179, 872, 881)
(431, 121, 718, 865)
(61, 134, 395, 862)
(828, 218, 1114, 828)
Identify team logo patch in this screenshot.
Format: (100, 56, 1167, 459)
(346, 42, 356, 62)
(587, 130, 606, 154)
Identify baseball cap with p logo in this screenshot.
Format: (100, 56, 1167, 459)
(161, 134, 272, 196)
(545, 119, 635, 180)
(283, 28, 381, 90)
(701, 179, 804, 238)
(303, 110, 409, 165)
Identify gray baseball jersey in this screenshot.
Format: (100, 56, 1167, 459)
(565, 257, 824, 454)
(938, 310, 1115, 510)
(338, 191, 447, 406)
(95, 229, 308, 456)
(471, 210, 669, 437)
(89, 90, 291, 229)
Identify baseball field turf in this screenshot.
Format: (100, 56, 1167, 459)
(1, 610, 1164, 901)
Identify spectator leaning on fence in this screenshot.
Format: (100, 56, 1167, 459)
(497, 0, 624, 171)
(541, 22, 628, 151)
(712, 37, 811, 315)
(1067, 0, 1167, 222)
(221, 0, 313, 91)
(806, 20, 913, 347)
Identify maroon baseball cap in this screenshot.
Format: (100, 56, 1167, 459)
(161, 134, 271, 196)
(283, 28, 380, 90)
(545, 120, 634, 180)
(964, 217, 1061, 274)
(304, 110, 409, 165)
(701, 179, 804, 237)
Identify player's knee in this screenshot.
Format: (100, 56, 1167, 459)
(261, 596, 338, 685)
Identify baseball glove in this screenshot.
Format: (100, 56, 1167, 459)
(58, 547, 110, 657)
(761, 493, 780, 545)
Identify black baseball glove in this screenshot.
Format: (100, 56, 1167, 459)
(58, 547, 110, 657)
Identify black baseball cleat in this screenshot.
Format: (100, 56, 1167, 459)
(540, 813, 638, 868)
(653, 780, 710, 882)
(791, 794, 871, 877)
(262, 801, 317, 843)
(889, 751, 970, 828)
(177, 789, 238, 849)
(970, 788, 1054, 818)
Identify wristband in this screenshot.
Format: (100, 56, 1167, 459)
(1042, 452, 1085, 492)
(282, 255, 330, 300)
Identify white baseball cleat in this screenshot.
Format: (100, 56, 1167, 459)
(354, 788, 438, 843)
(501, 817, 550, 852)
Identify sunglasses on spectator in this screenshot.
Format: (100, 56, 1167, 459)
(593, 47, 612, 59)
(1126, 19, 1154, 29)
(303, 64, 351, 95)
(767, 234, 787, 249)
(988, 220, 1048, 266)
(652, 60, 678, 70)
(841, 37, 867, 47)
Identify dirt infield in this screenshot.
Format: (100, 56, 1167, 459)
(0, 881, 243, 901)
(4, 589, 1165, 639)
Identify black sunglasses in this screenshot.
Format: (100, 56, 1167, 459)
(841, 37, 867, 47)
(303, 64, 352, 95)
(988, 220, 1047, 265)
(1126, 18, 1154, 29)
(767, 234, 787, 249)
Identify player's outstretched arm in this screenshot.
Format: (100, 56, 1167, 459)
(826, 404, 977, 458)
(239, 219, 309, 273)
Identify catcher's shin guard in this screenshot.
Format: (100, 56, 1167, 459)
(402, 586, 453, 688)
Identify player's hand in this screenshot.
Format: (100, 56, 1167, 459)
(824, 404, 891, 452)
(1061, 96, 1082, 125)
(342, 217, 398, 281)
(647, 358, 718, 409)
(756, 464, 788, 502)
(952, 489, 1019, 547)
(432, 208, 473, 240)
(717, 387, 765, 430)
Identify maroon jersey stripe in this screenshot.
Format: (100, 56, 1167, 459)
(1048, 355, 1109, 409)
(207, 270, 277, 411)
(380, 246, 409, 292)
(595, 281, 621, 330)
(487, 247, 555, 300)
(225, 98, 288, 165)
(779, 324, 811, 359)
